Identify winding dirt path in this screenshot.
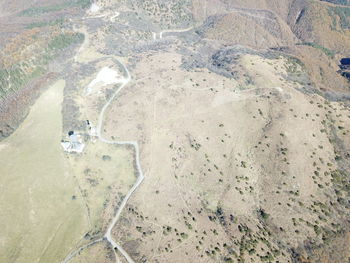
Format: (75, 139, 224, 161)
(98, 61, 144, 263)
(62, 16, 196, 262)
(62, 60, 143, 263)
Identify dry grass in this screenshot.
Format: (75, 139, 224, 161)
(0, 80, 87, 263)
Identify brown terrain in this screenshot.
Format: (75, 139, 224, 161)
(0, 0, 350, 263)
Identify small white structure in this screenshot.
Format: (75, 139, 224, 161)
(61, 132, 85, 153)
(86, 120, 98, 140)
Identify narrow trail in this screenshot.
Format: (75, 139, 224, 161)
(62, 59, 144, 263)
(159, 27, 193, 39)
(98, 61, 144, 263)
(62, 238, 104, 263)
(62, 17, 195, 262)
(153, 27, 193, 40)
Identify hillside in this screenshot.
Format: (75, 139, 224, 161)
(0, 1, 349, 263)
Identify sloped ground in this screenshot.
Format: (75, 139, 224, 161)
(0, 0, 350, 262)
(0, 80, 87, 263)
(0, 0, 87, 140)
(105, 48, 350, 263)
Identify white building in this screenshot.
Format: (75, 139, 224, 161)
(61, 132, 85, 153)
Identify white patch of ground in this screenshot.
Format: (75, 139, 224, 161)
(89, 3, 100, 13)
(86, 67, 126, 94)
(275, 86, 283, 92)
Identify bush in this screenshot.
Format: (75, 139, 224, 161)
(258, 208, 270, 221)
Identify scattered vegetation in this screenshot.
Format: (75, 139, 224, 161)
(25, 18, 65, 29)
(19, 0, 92, 16)
(48, 32, 84, 51)
(328, 6, 350, 29)
(297, 42, 336, 58)
(0, 32, 83, 97)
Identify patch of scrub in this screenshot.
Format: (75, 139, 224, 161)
(86, 67, 126, 94)
(65, 140, 137, 234)
(0, 80, 88, 263)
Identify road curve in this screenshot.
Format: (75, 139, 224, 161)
(62, 60, 144, 263)
(62, 24, 195, 262)
(159, 26, 193, 39)
(98, 60, 145, 263)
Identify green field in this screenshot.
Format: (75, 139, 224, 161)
(19, 0, 92, 16)
(0, 77, 137, 262)
(0, 80, 88, 262)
